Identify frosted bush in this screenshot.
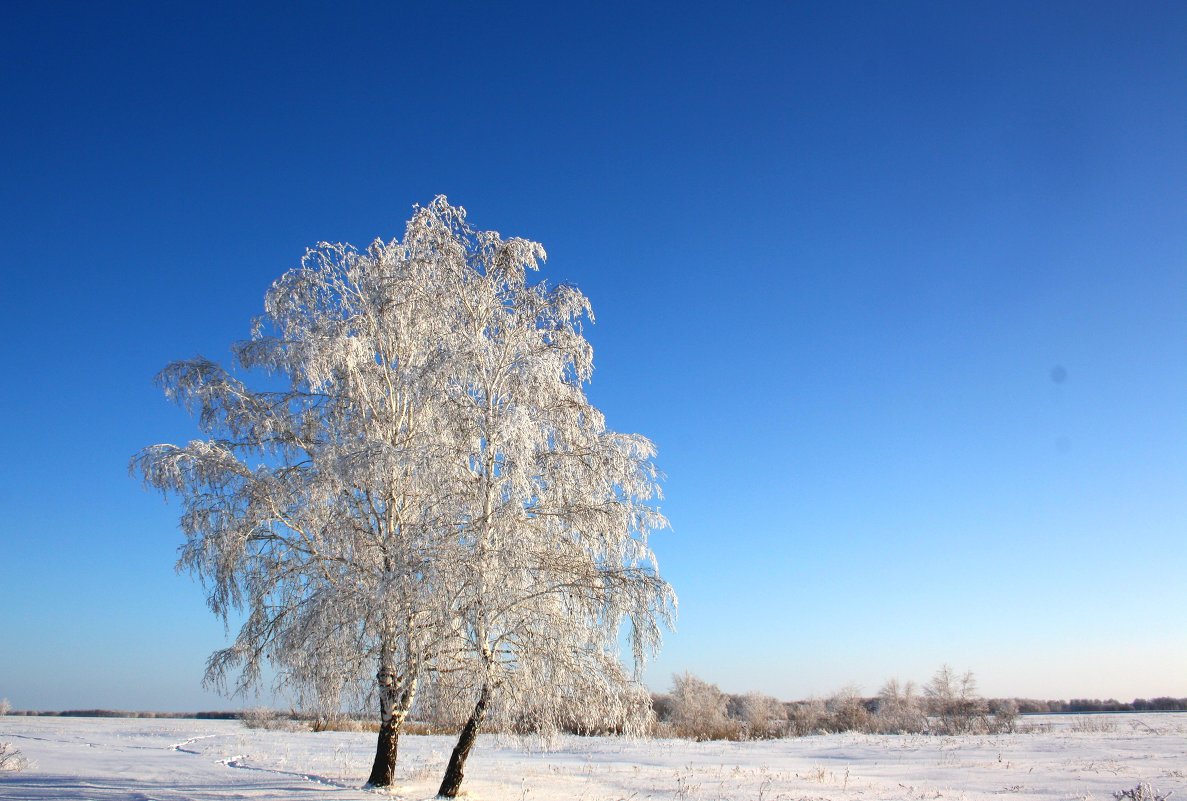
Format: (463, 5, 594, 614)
(1114, 783, 1173, 801)
(667, 673, 742, 741)
(872, 678, 927, 734)
(0, 742, 27, 773)
(733, 692, 788, 739)
(239, 707, 304, 731)
(925, 665, 990, 734)
(825, 684, 872, 733)
(787, 698, 828, 736)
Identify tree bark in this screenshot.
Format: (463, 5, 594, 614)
(367, 665, 404, 787)
(367, 713, 400, 787)
(437, 684, 490, 798)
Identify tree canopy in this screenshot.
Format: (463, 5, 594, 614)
(134, 197, 674, 790)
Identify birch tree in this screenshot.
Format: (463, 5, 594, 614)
(134, 199, 480, 786)
(426, 244, 674, 796)
(925, 665, 987, 734)
(134, 197, 674, 790)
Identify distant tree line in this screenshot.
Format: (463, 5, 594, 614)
(650, 666, 1022, 740)
(2, 710, 240, 719)
(4, 692, 1183, 728)
(646, 669, 1187, 741)
(1012, 697, 1187, 714)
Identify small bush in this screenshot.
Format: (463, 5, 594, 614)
(824, 685, 872, 733)
(871, 679, 927, 734)
(1069, 716, 1117, 733)
(786, 699, 828, 736)
(239, 707, 305, 731)
(310, 714, 371, 732)
(988, 698, 1019, 733)
(0, 742, 27, 773)
(925, 665, 991, 734)
(402, 719, 458, 736)
(665, 673, 743, 741)
(731, 692, 787, 739)
(1113, 783, 1172, 801)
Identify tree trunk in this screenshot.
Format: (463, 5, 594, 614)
(437, 684, 490, 798)
(367, 665, 404, 787)
(367, 713, 400, 787)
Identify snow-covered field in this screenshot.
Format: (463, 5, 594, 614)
(1, 713, 1184, 801)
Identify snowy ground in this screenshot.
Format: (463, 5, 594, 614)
(1, 713, 1184, 801)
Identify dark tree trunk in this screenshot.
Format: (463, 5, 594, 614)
(367, 665, 404, 787)
(437, 684, 490, 798)
(366, 714, 400, 787)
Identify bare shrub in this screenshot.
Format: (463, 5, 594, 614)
(401, 719, 457, 736)
(787, 698, 828, 736)
(1113, 783, 1173, 801)
(824, 684, 872, 733)
(988, 698, 1019, 733)
(0, 742, 27, 773)
(1069, 715, 1117, 733)
(667, 673, 742, 741)
(651, 693, 673, 724)
(872, 678, 927, 734)
(925, 665, 989, 734)
(0, 698, 10, 716)
(732, 692, 787, 739)
(239, 707, 305, 731)
(310, 714, 369, 733)
(308, 715, 450, 733)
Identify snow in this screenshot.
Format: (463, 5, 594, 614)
(2, 713, 1184, 800)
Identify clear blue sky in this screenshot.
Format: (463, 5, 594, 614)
(2, 2, 1185, 711)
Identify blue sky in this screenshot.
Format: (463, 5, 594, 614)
(2, 2, 1185, 711)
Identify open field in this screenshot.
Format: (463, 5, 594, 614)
(2, 713, 1184, 800)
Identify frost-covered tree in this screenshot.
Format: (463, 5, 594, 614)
(873, 678, 925, 733)
(924, 665, 987, 734)
(135, 199, 494, 785)
(134, 197, 673, 790)
(421, 250, 674, 796)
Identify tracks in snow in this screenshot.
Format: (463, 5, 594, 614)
(218, 754, 354, 790)
(167, 734, 222, 755)
(8, 724, 362, 793)
(168, 734, 355, 791)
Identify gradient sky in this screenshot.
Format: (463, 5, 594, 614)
(2, 2, 1185, 711)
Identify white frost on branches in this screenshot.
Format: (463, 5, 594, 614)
(133, 197, 674, 784)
